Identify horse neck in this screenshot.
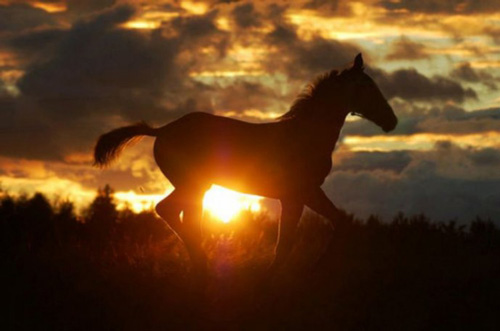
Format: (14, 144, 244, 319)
(288, 105, 348, 154)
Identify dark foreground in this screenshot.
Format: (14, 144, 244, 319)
(1, 191, 500, 330)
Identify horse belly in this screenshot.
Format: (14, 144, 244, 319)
(210, 165, 288, 198)
(153, 113, 326, 197)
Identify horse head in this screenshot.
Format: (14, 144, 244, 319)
(343, 54, 397, 132)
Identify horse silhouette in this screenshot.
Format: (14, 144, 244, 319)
(94, 54, 397, 275)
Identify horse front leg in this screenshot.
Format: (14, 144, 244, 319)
(305, 188, 342, 229)
(181, 192, 208, 277)
(155, 189, 186, 238)
(271, 199, 304, 269)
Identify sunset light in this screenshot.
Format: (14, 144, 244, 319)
(31, 1, 66, 13)
(3, 1, 500, 328)
(113, 186, 264, 223)
(203, 185, 262, 223)
(0, 0, 498, 224)
(114, 190, 164, 213)
(180, 1, 208, 15)
(344, 131, 500, 152)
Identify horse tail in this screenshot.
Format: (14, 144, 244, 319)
(94, 122, 158, 167)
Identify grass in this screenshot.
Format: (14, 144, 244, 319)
(1, 191, 500, 330)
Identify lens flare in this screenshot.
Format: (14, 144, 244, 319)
(203, 185, 261, 223)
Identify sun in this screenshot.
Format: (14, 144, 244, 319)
(203, 185, 262, 223)
(112, 185, 262, 223)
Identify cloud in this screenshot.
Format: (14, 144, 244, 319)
(416, 107, 500, 134)
(0, 3, 56, 32)
(170, 9, 227, 46)
(450, 62, 498, 90)
(325, 142, 500, 221)
(210, 80, 279, 114)
(231, 2, 261, 29)
(0, 78, 9, 96)
(468, 147, 500, 166)
(368, 67, 477, 103)
(5, 27, 66, 66)
(343, 103, 500, 136)
(15, 5, 178, 125)
(0, 4, 229, 161)
(378, 0, 500, 14)
(0, 0, 498, 223)
(332, 150, 412, 173)
(265, 22, 360, 79)
(66, 0, 117, 14)
(484, 26, 500, 44)
(386, 36, 429, 61)
(0, 95, 63, 160)
(303, 0, 353, 16)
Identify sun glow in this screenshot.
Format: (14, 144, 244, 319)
(31, 1, 66, 13)
(203, 185, 262, 223)
(114, 190, 164, 213)
(180, 1, 208, 15)
(115, 185, 263, 223)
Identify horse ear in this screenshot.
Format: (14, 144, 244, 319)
(353, 53, 364, 71)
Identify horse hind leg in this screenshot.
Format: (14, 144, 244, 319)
(155, 189, 187, 238)
(181, 189, 208, 275)
(156, 187, 208, 275)
(271, 199, 304, 270)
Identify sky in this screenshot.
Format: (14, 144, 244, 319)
(0, 0, 499, 222)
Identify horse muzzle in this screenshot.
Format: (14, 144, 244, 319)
(382, 114, 398, 133)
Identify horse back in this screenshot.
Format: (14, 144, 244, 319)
(153, 112, 331, 197)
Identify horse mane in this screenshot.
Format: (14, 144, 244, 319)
(279, 69, 343, 121)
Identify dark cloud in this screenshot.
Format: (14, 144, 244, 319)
(304, 0, 353, 16)
(170, 10, 224, 42)
(325, 143, 500, 221)
(210, 80, 279, 114)
(457, 107, 500, 120)
(368, 67, 477, 103)
(231, 2, 261, 28)
(5, 28, 66, 65)
(17, 5, 174, 120)
(484, 26, 500, 44)
(386, 36, 429, 61)
(265, 18, 474, 104)
(417, 107, 500, 134)
(15, 5, 227, 118)
(0, 95, 61, 159)
(266, 3, 288, 22)
(0, 79, 9, 96)
(0, 5, 230, 161)
(66, 0, 117, 14)
(333, 150, 412, 173)
(469, 147, 500, 166)
(265, 23, 359, 79)
(342, 88, 482, 137)
(0, 3, 56, 32)
(266, 23, 297, 45)
(378, 0, 500, 14)
(343, 103, 500, 136)
(451, 62, 497, 90)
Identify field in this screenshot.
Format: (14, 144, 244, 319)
(2, 189, 500, 330)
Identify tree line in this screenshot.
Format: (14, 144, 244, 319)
(1, 185, 499, 330)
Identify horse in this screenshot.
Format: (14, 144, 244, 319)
(94, 54, 397, 275)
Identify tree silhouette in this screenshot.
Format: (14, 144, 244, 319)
(54, 200, 80, 246)
(25, 193, 54, 249)
(86, 184, 118, 248)
(1, 188, 500, 330)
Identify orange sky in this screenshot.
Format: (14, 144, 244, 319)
(0, 0, 499, 221)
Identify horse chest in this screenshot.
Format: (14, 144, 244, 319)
(292, 154, 331, 183)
